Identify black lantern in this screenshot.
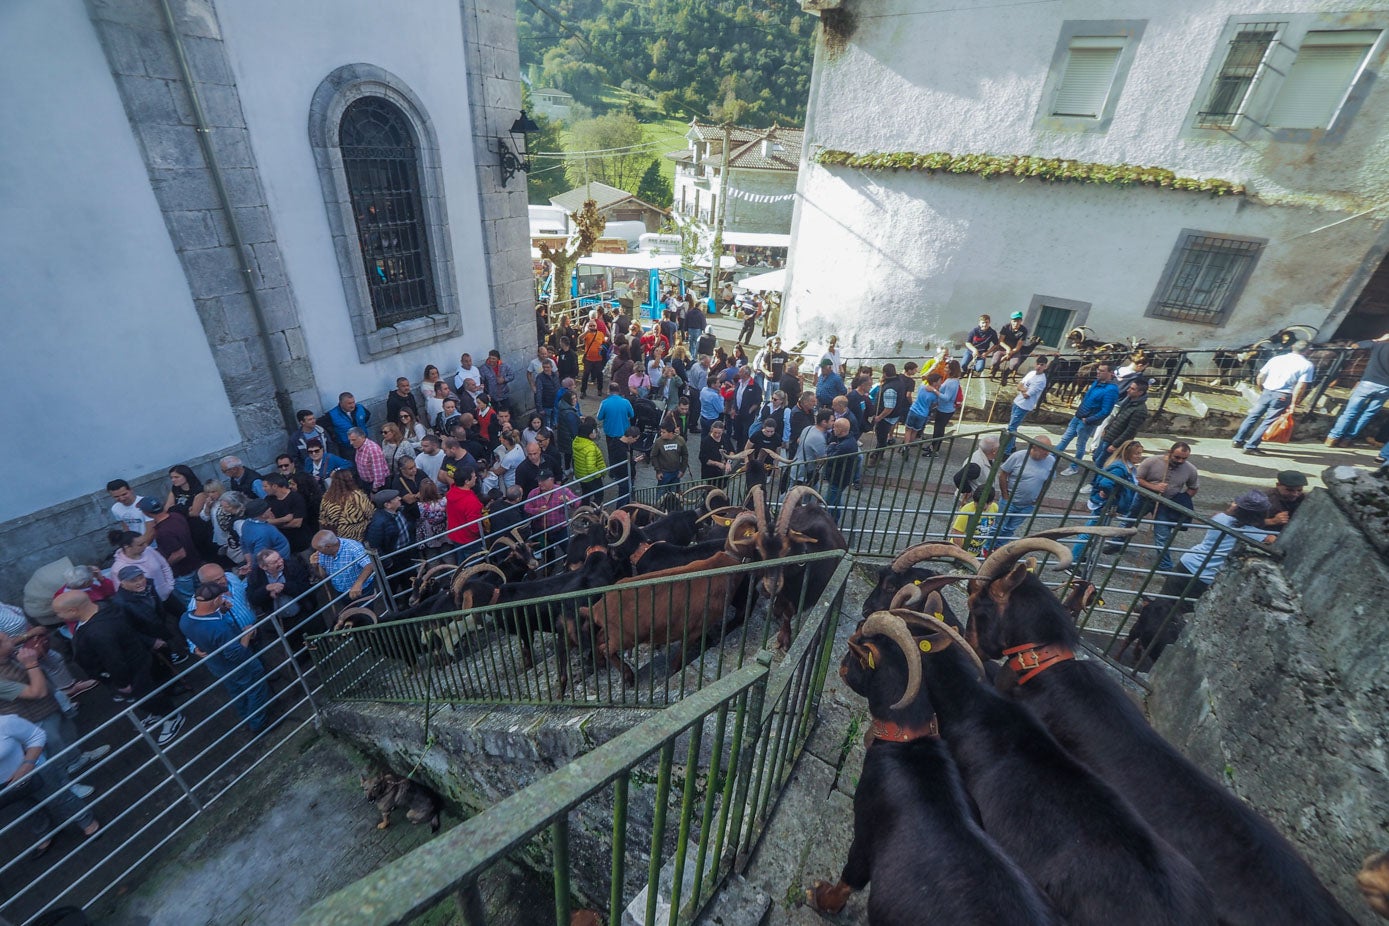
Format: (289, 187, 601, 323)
(500, 111, 541, 187)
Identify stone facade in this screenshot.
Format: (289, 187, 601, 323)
(1147, 471, 1389, 922)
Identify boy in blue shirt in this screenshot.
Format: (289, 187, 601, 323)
(904, 370, 942, 449)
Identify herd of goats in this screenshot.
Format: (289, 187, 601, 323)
(324, 479, 1387, 923)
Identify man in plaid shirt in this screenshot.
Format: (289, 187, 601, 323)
(522, 468, 576, 557)
(348, 427, 390, 492)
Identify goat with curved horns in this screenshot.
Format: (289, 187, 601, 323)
(809, 609, 1060, 925)
(967, 526, 1359, 926)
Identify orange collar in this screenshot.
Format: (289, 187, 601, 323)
(869, 716, 939, 744)
(630, 541, 653, 566)
(1002, 642, 1075, 686)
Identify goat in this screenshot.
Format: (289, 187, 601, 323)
(965, 528, 1358, 926)
(575, 513, 761, 690)
(1111, 595, 1186, 671)
(916, 596, 1218, 925)
(807, 610, 1060, 925)
(1041, 354, 1083, 405)
(730, 486, 848, 651)
(1359, 851, 1389, 920)
(862, 541, 979, 619)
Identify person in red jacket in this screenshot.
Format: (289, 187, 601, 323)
(443, 466, 485, 562)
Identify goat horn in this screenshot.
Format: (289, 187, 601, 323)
(775, 485, 825, 538)
(860, 611, 922, 711)
(697, 505, 745, 524)
(890, 584, 924, 610)
(620, 502, 666, 517)
(571, 506, 603, 529)
(890, 542, 980, 575)
(724, 511, 761, 557)
(890, 608, 986, 681)
(704, 488, 730, 511)
(490, 534, 517, 552)
(607, 509, 631, 548)
(679, 484, 718, 501)
(415, 564, 458, 601)
(747, 485, 768, 532)
(1023, 526, 1137, 542)
(450, 563, 507, 605)
(977, 538, 1073, 581)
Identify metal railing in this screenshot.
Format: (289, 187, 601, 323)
(294, 555, 853, 926)
(311, 550, 844, 709)
(0, 553, 381, 924)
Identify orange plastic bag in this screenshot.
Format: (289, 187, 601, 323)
(1263, 412, 1294, 443)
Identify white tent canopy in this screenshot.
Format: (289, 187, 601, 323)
(736, 268, 786, 292)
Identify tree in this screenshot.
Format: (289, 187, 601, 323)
(564, 112, 649, 192)
(635, 159, 673, 209)
(538, 199, 608, 318)
(524, 112, 570, 205)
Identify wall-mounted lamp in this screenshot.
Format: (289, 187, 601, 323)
(500, 111, 541, 187)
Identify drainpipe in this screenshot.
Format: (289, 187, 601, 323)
(158, 0, 295, 431)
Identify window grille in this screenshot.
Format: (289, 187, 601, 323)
(1197, 23, 1283, 128)
(339, 97, 437, 328)
(1150, 233, 1264, 324)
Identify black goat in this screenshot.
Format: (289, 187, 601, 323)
(966, 531, 1358, 926)
(1111, 595, 1186, 671)
(918, 601, 1218, 926)
(807, 610, 1059, 925)
(862, 541, 978, 619)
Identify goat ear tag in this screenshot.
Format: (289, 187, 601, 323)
(918, 640, 932, 653)
(865, 650, 876, 669)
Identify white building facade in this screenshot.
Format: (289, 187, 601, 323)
(0, 0, 533, 598)
(785, 0, 1389, 356)
(668, 122, 804, 234)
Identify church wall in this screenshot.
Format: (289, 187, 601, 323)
(216, 0, 494, 407)
(0, 0, 242, 523)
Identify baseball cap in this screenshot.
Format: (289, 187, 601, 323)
(1234, 490, 1271, 517)
(820, 357, 833, 367)
(243, 498, 270, 518)
(537, 467, 558, 482)
(373, 489, 401, 505)
(117, 565, 145, 582)
(194, 583, 224, 602)
(136, 497, 164, 514)
(1276, 470, 1308, 488)
(1011, 311, 1024, 320)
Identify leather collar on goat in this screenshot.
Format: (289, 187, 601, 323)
(629, 541, 652, 566)
(869, 716, 939, 744)
(1002, 642, 1074, 686)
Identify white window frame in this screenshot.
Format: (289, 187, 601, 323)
(1035, 20, 1147, 134)
(1266, 29, 1380, 130)
(1193, 22, 1285, 129)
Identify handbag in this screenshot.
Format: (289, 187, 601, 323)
(1262, 412, 1294, 443)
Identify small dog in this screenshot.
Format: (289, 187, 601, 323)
(361, 770, 442, 833)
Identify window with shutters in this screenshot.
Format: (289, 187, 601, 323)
(1036, 21, 1146, 133)
(1196, 23, 1283, 128)
(1146, 231, 1265, 326)
(1267, 30, 1379, 129)
(1052, 37, 1125, 117)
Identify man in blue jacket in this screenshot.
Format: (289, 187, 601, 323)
(597, 382, 635, 467)
(1056, 363, 1119, 475)
(323, 392, 370, 457)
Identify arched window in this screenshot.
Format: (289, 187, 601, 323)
(310, 64, 461, 362)
(339, 97, 436, 327)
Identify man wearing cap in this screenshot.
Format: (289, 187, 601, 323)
(139, 497, 204, 605)
(1160, 491, 1276, 607)
(181, 583, 271, 734)
(524, 468, 576, 554)
(237, 499, 290, 571)
(815, 358, 846, 406)
(1262, 470, 1307, 531)
(990, 312, 1030, 375)
(112, 566, 191, 666)
(365, 490, 410, 558)
(1232, 340, 1315, 455)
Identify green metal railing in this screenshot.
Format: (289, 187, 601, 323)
(296, 556, 853, 926)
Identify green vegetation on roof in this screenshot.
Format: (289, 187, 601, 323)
(813, 149, 1247, 196)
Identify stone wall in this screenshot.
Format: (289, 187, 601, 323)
(1147, 469, 1389, 922)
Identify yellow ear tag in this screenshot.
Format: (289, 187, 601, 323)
(866, 651, 876, 669)
(918, 640, 932, 653)
(933, 612, 945, 622)
(913, 579, 921, 585)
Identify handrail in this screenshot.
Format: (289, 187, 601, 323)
(292, 661, 769, 926)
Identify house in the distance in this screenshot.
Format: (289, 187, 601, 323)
(786, 0, 1389, 355)
(667, 122, 803, 236)
(549, 181, 669, 244)
(530, 87, 574, 122)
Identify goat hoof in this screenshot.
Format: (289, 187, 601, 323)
(806, 880, 848, 914)
(376, 820, 390, 830)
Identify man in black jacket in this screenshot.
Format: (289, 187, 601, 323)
(54, 591, 185, 746)
(247, 549, 316, 641)
(112, 566, 190, 667)
(733, 367, 764, 445)
(1092, 378, 1151, 464)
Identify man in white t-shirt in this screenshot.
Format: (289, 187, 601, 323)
(1005, 357, 1049, 454)
(107, 479, 154, 542)
(453, 352, 482, 392)
(1232, 341, 1315, 455)
(414, 434, 446, 486)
